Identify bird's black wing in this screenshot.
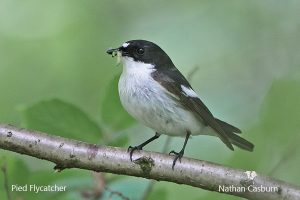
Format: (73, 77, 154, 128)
(152, 67, 234, 150)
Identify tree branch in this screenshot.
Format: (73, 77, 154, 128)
(0, 124, 299, 200)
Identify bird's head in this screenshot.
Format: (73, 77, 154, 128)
(106, 40, 174, 69)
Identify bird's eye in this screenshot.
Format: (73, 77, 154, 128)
(136, 48, 145, 55)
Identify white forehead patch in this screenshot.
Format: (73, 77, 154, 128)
(122, 42, 130, 48)
(181, 85, 198, 98)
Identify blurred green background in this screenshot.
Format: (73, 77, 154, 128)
(1, 0, 300, 199)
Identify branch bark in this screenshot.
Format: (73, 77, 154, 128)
(0, 124, 299, 200)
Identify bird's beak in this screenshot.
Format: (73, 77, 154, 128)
(106, 47, 121, 56)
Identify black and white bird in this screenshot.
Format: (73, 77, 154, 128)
(106, 40, 254, 169)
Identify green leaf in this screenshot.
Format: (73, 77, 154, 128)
(101, 74, 135, 131)
(260, 80, 300, 138)
(227, 80, 300, 184)
(102, 178, 148, 200)
(21, 99, 102, 143)
(0, 153, 95, 200)
(0, 156, 30, 200)
(146, 188, 168, 200)
(255, 80, 300, 182)
(108, 135, 129, 147)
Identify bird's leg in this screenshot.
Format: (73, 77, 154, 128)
(128, 132, 160, 161)
(169, 131, 191, 169)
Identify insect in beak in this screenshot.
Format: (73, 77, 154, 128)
(106, 47, 122, 65)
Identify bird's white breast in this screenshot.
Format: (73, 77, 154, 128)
(118, 57, 205, 136)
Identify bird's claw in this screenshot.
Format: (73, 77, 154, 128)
(168, 150, 177, 156)
(128, 145, 143, 161)
(169, 150, 184, 170)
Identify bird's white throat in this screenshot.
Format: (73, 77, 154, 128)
(121, 56, 155, 75)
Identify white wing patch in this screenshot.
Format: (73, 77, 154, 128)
(181, 85, 198, 98)
(122, 42, 130, 48)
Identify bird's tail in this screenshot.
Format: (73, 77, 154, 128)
(226, 131, 254, 151)
(216, 118, 254, 152)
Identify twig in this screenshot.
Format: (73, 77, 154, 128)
(81, 172, 106, 200)
(105, 186, 130, 200)
(186, 66, 200, 82)
(0, 124, 300, 200)
(1, 158, 12, 200)
(141, 137, 172, 200)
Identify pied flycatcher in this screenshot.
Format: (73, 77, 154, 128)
(107, 40, 254, 169)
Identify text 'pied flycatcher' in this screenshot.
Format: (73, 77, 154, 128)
(107, 40, 254, 169)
